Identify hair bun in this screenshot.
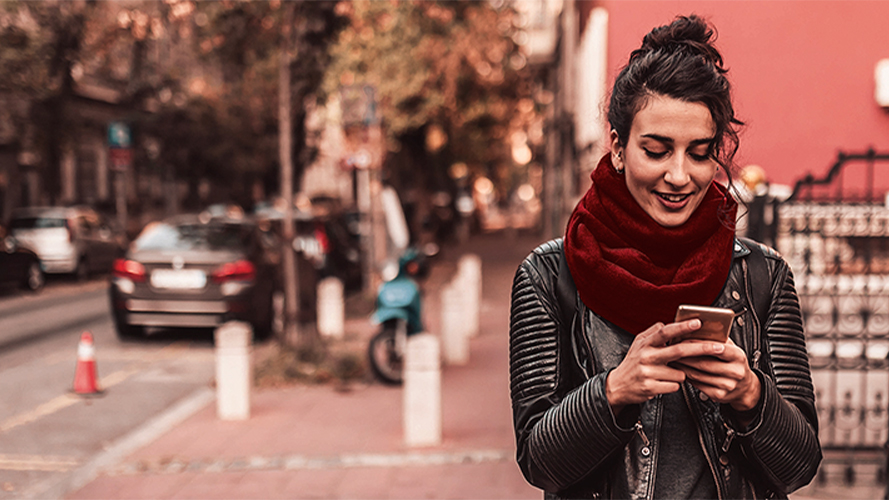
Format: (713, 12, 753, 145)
(638, 15, 723, 68)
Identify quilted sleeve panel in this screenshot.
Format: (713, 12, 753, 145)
(736, 256, 822, 494)
(764, 267, 816, 412)
(509, 257, 558, 404)
(510, 245, 635, 493)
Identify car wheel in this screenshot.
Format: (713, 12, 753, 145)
(23, 261, 45, 292)
(75, 258, 89, 281)
(113, 312, 145, 341)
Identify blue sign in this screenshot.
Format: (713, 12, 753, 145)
(108, 122, 132, 148)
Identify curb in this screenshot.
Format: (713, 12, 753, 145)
(103, 449, 513, 476)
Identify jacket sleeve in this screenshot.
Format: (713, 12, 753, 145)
(509, 249, 638, 493)
(731, 256, 822, 494)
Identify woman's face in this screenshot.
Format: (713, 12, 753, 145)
(611, 94, 719, 228)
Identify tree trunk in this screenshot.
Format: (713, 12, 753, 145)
(278, 2, 300, 349)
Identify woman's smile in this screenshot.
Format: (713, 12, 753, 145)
(656, 191, 693, 206)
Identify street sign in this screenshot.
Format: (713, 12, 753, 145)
(109, 148, 133, 172)
(108, 121, 132, 172)
(108, 121, 132, 149)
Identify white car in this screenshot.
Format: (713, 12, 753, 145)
(9, 206, 124, 279)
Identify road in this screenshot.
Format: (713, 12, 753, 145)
(0, 277, 217, 500)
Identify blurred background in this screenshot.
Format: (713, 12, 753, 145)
(1, 1, 888, 279)
(1, 1, 889, 498)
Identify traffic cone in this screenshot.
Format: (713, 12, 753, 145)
(73, 331, 102, 395)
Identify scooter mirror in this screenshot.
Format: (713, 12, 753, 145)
(381, 260, 399, 282)
(422, 242, 440, 258)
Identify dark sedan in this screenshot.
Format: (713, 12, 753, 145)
(109, 214, 279, 341)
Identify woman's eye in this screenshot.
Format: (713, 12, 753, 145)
(644, 149, 667, 159)
(689, 151, 711, 162)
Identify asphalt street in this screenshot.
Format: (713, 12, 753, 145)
(0, 278, 218, 500)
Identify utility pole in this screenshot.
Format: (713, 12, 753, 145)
(278, 2, 299, 347)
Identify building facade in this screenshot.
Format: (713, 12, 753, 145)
(542, 0, 889, 236)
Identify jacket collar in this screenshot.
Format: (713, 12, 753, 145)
(733, 238, 751, 258)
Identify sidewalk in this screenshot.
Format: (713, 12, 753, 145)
(67, 231, 546, 500)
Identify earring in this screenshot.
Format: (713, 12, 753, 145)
(614, 152, 624, 174)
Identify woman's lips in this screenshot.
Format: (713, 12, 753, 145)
(655, 191, 692, 210)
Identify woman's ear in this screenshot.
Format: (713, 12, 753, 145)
(610, 130, 624, 171)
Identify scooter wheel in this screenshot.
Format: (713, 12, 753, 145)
(368, 325, 403, 385)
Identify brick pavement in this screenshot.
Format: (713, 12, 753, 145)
(66, 231, 547, 500)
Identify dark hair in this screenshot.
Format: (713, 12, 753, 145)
(608, 15, 743, 172)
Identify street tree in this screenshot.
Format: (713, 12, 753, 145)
(147, 0, 346, 209)
(0, 1, 99, 206)
(323, 0, 546, 235)
(176, 0, 345, 351)
(0, 0, 185, 212)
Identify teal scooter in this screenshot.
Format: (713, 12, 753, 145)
(367, 248, 426, 385)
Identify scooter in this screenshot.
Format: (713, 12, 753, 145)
(367, 248, 427, 385)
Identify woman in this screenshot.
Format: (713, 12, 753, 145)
(509, 15, 821, 499)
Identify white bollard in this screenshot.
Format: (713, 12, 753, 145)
(317, 277, 345, 339)
(457, 254, 482, 338)
(440, 282, 469, 365)
(215, 321, 252, 420)
(404, 333, 441, 447)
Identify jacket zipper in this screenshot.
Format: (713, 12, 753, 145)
(682, 384, 724, 500)
(633, 417, 659, 497)
(634, 421, 649, 447)
(741, 259, 762, 370)
(633, 419, 653, 498)
(722, 425, 735, 453)
(579, 306, 598, 376)
(742, 259, 766, 499)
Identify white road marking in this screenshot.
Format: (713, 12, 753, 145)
(0, 344, 196, 434)
(0, 454, 81, 472)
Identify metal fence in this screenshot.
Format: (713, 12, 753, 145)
(773, 150, 889, 489)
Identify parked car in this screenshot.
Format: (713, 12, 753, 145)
(8, 206, 124, 279)
(0, 226, 45, 292)
(255, 198, 364, 294)
(318, 208, 364, 293)
(109, 213, 279, 341)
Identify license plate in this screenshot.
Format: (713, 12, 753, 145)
(150, 269, 207, 290)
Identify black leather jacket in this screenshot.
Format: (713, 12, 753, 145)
(509, 238, 821, 499)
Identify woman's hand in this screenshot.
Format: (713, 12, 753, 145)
(672, 338, 762, 412)
(605, 319, 727, 415)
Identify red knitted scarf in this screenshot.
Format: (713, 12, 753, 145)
(564, 154, 737, 335)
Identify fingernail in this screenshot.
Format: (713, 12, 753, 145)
(712, 343, 725, 353)
(691, 319, 701, 329)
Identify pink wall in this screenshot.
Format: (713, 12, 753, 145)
(595, 1, 889, 190)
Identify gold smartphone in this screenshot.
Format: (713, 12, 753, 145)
(673, 304, 735, 343)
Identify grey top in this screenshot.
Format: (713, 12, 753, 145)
(654, 390, 717, 498)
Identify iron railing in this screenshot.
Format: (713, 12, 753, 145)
(773, 150, 889, 491)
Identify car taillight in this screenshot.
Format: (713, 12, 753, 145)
(113, 258, 146, 282)
(212, 260, 256, 283)
(314, 225, 330, 254)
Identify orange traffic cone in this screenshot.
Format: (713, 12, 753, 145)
(73, 331, 102, 395)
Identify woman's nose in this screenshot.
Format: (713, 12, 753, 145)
(663, 156, 691, 186)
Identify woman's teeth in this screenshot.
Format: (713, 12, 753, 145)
(658, 192, 691, 202)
